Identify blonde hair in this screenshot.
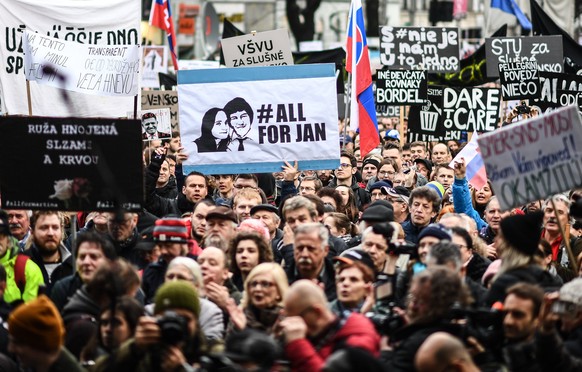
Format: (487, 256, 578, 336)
(242, 263, 288, 308)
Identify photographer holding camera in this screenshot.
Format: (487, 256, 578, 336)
(96, 281, 212, 371)
(536, 279, 582, 371)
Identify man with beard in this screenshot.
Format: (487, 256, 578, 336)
(316, 170, 333, 187)
(286, 223, 336, 301)
(501, 283, 544, 371)
(6, 210, 31, 249)
(25, 211, 73, 293)
(203, 206, 238, 250)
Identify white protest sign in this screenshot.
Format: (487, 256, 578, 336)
(142, 46, 168, 89)
(178, 64, 339, 174)
(477, 105, 582, 211)
(23, 31, 140, 96)
(142, 90, 180, 132)
(0, 0, 140, 116)
(221, 29, 294, 68)
(178, 60, 220, 70)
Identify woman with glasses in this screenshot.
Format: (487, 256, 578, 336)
(225, 263, 288, 336)
(377, 158, 400, 183)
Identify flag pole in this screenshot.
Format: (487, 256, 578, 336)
(342, 73, 351, 152)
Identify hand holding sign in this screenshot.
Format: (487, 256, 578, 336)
(282, 161, 299, 182)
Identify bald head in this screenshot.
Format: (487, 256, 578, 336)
(415, 332, 478, 372)
(285, 279, 328, 310)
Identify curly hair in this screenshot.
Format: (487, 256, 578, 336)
(408, 266, 471, 324)
(229, 231, 273, 278)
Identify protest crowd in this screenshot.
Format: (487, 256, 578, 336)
(2, 118, 582, 372)
(2, 0, 582, 370)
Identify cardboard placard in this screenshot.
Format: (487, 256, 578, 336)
(142, 46, 168, 89)
(142, 90, 179, 132)
(0, 116, 143, 211)
(221, 29, 294, 68)
(477, 105, 582, 211)
(379, 26, 460, 72)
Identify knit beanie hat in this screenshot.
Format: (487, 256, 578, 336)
(154, 281, 201, 318)
(154, 217, 189, 243)
(426, 181, 445, 199)
(8, 295, 65, 353)
(418, 223, 452, 242)
(500, 211, 543, 256)
(559, 278, 582, 306)
(362, 158, 380, 170)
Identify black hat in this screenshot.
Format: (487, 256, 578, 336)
(250, 204, 278, 216)
(361, 204, 394, 222)
(206, 206, 237, 224)
(500, 211, 544, 256)
(414, 158, 433, 175)
(334, 249, 375, 272)
(0, 210, 10, 236)
(136, 226, 156, 251)
(362, 158, 380, 170)
(370, 222, 396, 246)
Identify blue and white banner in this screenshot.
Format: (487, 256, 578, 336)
(178, 64, 340, 174)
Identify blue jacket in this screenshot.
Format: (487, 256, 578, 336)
(452, 177, 488, 231)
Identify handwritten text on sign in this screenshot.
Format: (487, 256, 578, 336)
(485, 35, 563, 78)
(376, 69, 427, 106)
(23, 30, 140, 96)
(221, 29, 294, 68)
(477, 105, 582, 210)
(379, 27, 459, 73)
(443, 87, 500, 133)
(498, 61, 540, 100)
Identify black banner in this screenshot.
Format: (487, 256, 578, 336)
(442, 87, 500, 133)
(485, 35, 563, 77)
(498, 61, 540, 100)
(0, 117, 143, 211)
(408, 86, 446, 142)
(375, 105, 401, 118)
(379, 26, 460, 73)
(535, 72, 582, 113)
(376, 69, 427, 106)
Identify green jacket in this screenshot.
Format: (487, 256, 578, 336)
(0, 238, 44, 303)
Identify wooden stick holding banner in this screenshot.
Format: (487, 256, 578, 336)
(26, 80, 32, 116)
(133, 95, 138, 119)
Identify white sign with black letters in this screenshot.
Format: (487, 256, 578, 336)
(221, 29, 294, 68)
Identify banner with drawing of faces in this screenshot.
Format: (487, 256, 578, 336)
(177, 64, 340, 174)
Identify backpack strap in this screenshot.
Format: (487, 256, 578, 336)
(14, 254, 29, 298)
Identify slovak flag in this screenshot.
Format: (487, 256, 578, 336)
(150, 0, 179, 70)
(449, 132, 488, 189)
(346, 0, 379, 158)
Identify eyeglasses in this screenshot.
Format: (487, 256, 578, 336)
(379, 171, 396, 176)
(249, 280, 274, 289)
(337, 163, 352, 169)
(300, 186, 315, 192)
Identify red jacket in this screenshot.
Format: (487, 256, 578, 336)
(285, 313, 380, 372)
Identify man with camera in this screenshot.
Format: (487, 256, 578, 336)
(537, 278, 582, 371)
(98, 281, 212, 371)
